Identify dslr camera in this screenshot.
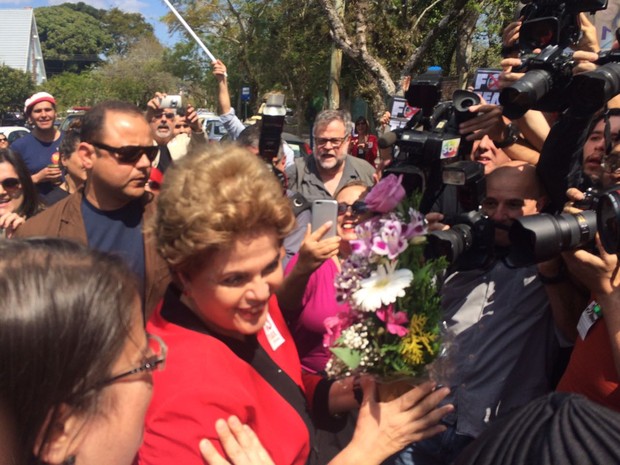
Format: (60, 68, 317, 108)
(507, 186, 620, 266)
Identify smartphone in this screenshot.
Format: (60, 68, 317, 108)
(311, 199, 338, 238)
(160, 95, 182, 109)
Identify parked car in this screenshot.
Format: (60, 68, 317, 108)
(282, 132, 312, 158)
(59, 108, 89, 132)
(0, 126, 30, 144)
(204, 117, 228, 142)
(1, 111, 25, 127)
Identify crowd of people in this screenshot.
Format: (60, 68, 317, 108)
(4, 10, 620, 465)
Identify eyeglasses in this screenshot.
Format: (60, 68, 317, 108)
(0, 177, 20, 191)
(337, 201, 368, 216)
(602, 153, 620, 173)
(0, 137, 7, 142)
(315, 136, 348, 148)
(155, 111, 176, 120)
(101, 334, 167, 386)
(89, 141, 159, 164)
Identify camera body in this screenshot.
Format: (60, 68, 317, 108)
(500, 45, 575, 119)
(519, 0, 608, 53)
(160, 95, 182, 109)
(426, 210, 496, 271)
(385, 69, 481, 212)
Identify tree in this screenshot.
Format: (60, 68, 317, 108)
(35, 5, 114, 73)
(96, 37, 181, 107)
(317, 0, 516, 114)
(0, 66, 35, 112)
(162, 0, 330, 130)
(101, 8, 157, 56)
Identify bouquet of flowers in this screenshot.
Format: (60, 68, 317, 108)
(324, 174, 447, 381)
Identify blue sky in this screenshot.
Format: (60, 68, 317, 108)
(0, 0, 181, 46)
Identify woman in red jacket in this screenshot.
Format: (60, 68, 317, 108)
(138, 144, 452, 465)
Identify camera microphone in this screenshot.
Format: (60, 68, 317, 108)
(378, 131, 398, 149)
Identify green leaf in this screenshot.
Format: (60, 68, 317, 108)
(330, 347, 362, 369)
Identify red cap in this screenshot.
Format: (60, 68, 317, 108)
(24, 92, 56, 114)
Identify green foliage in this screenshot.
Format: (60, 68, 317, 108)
(0, 66, 35, 111)
(35, 6, 113, 68)
(38, 72, 104, 111)
(102, 8, 157, 56)
(161, 0, 330, 128)
(38, 38, 179, 111)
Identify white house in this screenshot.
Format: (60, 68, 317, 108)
(0, 8, 46, 84)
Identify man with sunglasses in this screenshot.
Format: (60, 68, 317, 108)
(145, 93, 206, 173)
(10, 92, 63, 202)
(16, 101, 170, 317)
(286, 109, 375, 202)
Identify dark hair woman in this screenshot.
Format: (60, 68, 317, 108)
(0, 149, 44, 237)
(0, 238, 166, 465)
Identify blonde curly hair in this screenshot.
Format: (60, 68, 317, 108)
(153, 144, 295, 276)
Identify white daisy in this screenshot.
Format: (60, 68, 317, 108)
(352, 261, 413, 312)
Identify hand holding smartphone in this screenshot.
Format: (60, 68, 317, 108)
(311, 199, 338, 239)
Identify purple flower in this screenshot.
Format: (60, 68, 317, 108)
(350, 219, 377, 258)
(403, 209, 427, 239)
(376, 305, 409, 336)
(365, 174, 406, 213)
(371, 219, 408, 259)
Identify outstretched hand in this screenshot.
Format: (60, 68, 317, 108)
(199, 416, 275, 465)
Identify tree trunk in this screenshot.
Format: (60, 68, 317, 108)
(454, 3, 480, 89)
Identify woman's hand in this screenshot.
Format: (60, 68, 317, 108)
(0, 212, 25, 238)
(199, 416, 275, 465)
(337, 377, 453, 464)
(295, 223, 341, 275)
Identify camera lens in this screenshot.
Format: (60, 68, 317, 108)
(426, 224, 474, 263)
(570, 64, 620, 116)
(508, 211, 597, 266)
(500, 69, 553, 119)
(597, 190, 620, 254)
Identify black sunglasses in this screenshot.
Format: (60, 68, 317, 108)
(0, 177, 20, 190)
(0, 137, 7, 142)
(89, 141, 159, 164)
(337, 201, 368, 216)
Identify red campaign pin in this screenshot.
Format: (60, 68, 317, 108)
(486, 73, 501, 91)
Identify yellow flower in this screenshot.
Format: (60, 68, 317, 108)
(400, 314, 437, 365)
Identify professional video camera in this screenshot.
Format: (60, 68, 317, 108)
(500, 0, 610, 119)
(518, 0, 608, 53)
(507, 186, 620, 266)
(380, 68, 483, 213)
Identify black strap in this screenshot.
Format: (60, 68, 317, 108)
(290, 191, 311, 216)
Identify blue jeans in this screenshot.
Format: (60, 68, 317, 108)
(382, 424, 475, 465)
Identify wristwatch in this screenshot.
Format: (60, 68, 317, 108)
(494, 122, 520, 148)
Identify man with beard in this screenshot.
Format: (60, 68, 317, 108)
(286, 109, 375, 202)
(15, 101, 170, 317)
(11, 92, 63, 202)
(145, 93, 206, 173)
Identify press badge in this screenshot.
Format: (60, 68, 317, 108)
(577, 300, 601, 340)
(263, 314, 285, 350)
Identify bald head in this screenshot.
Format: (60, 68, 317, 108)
(487, 161, 543, 199)
(482, 161, 546, 246)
